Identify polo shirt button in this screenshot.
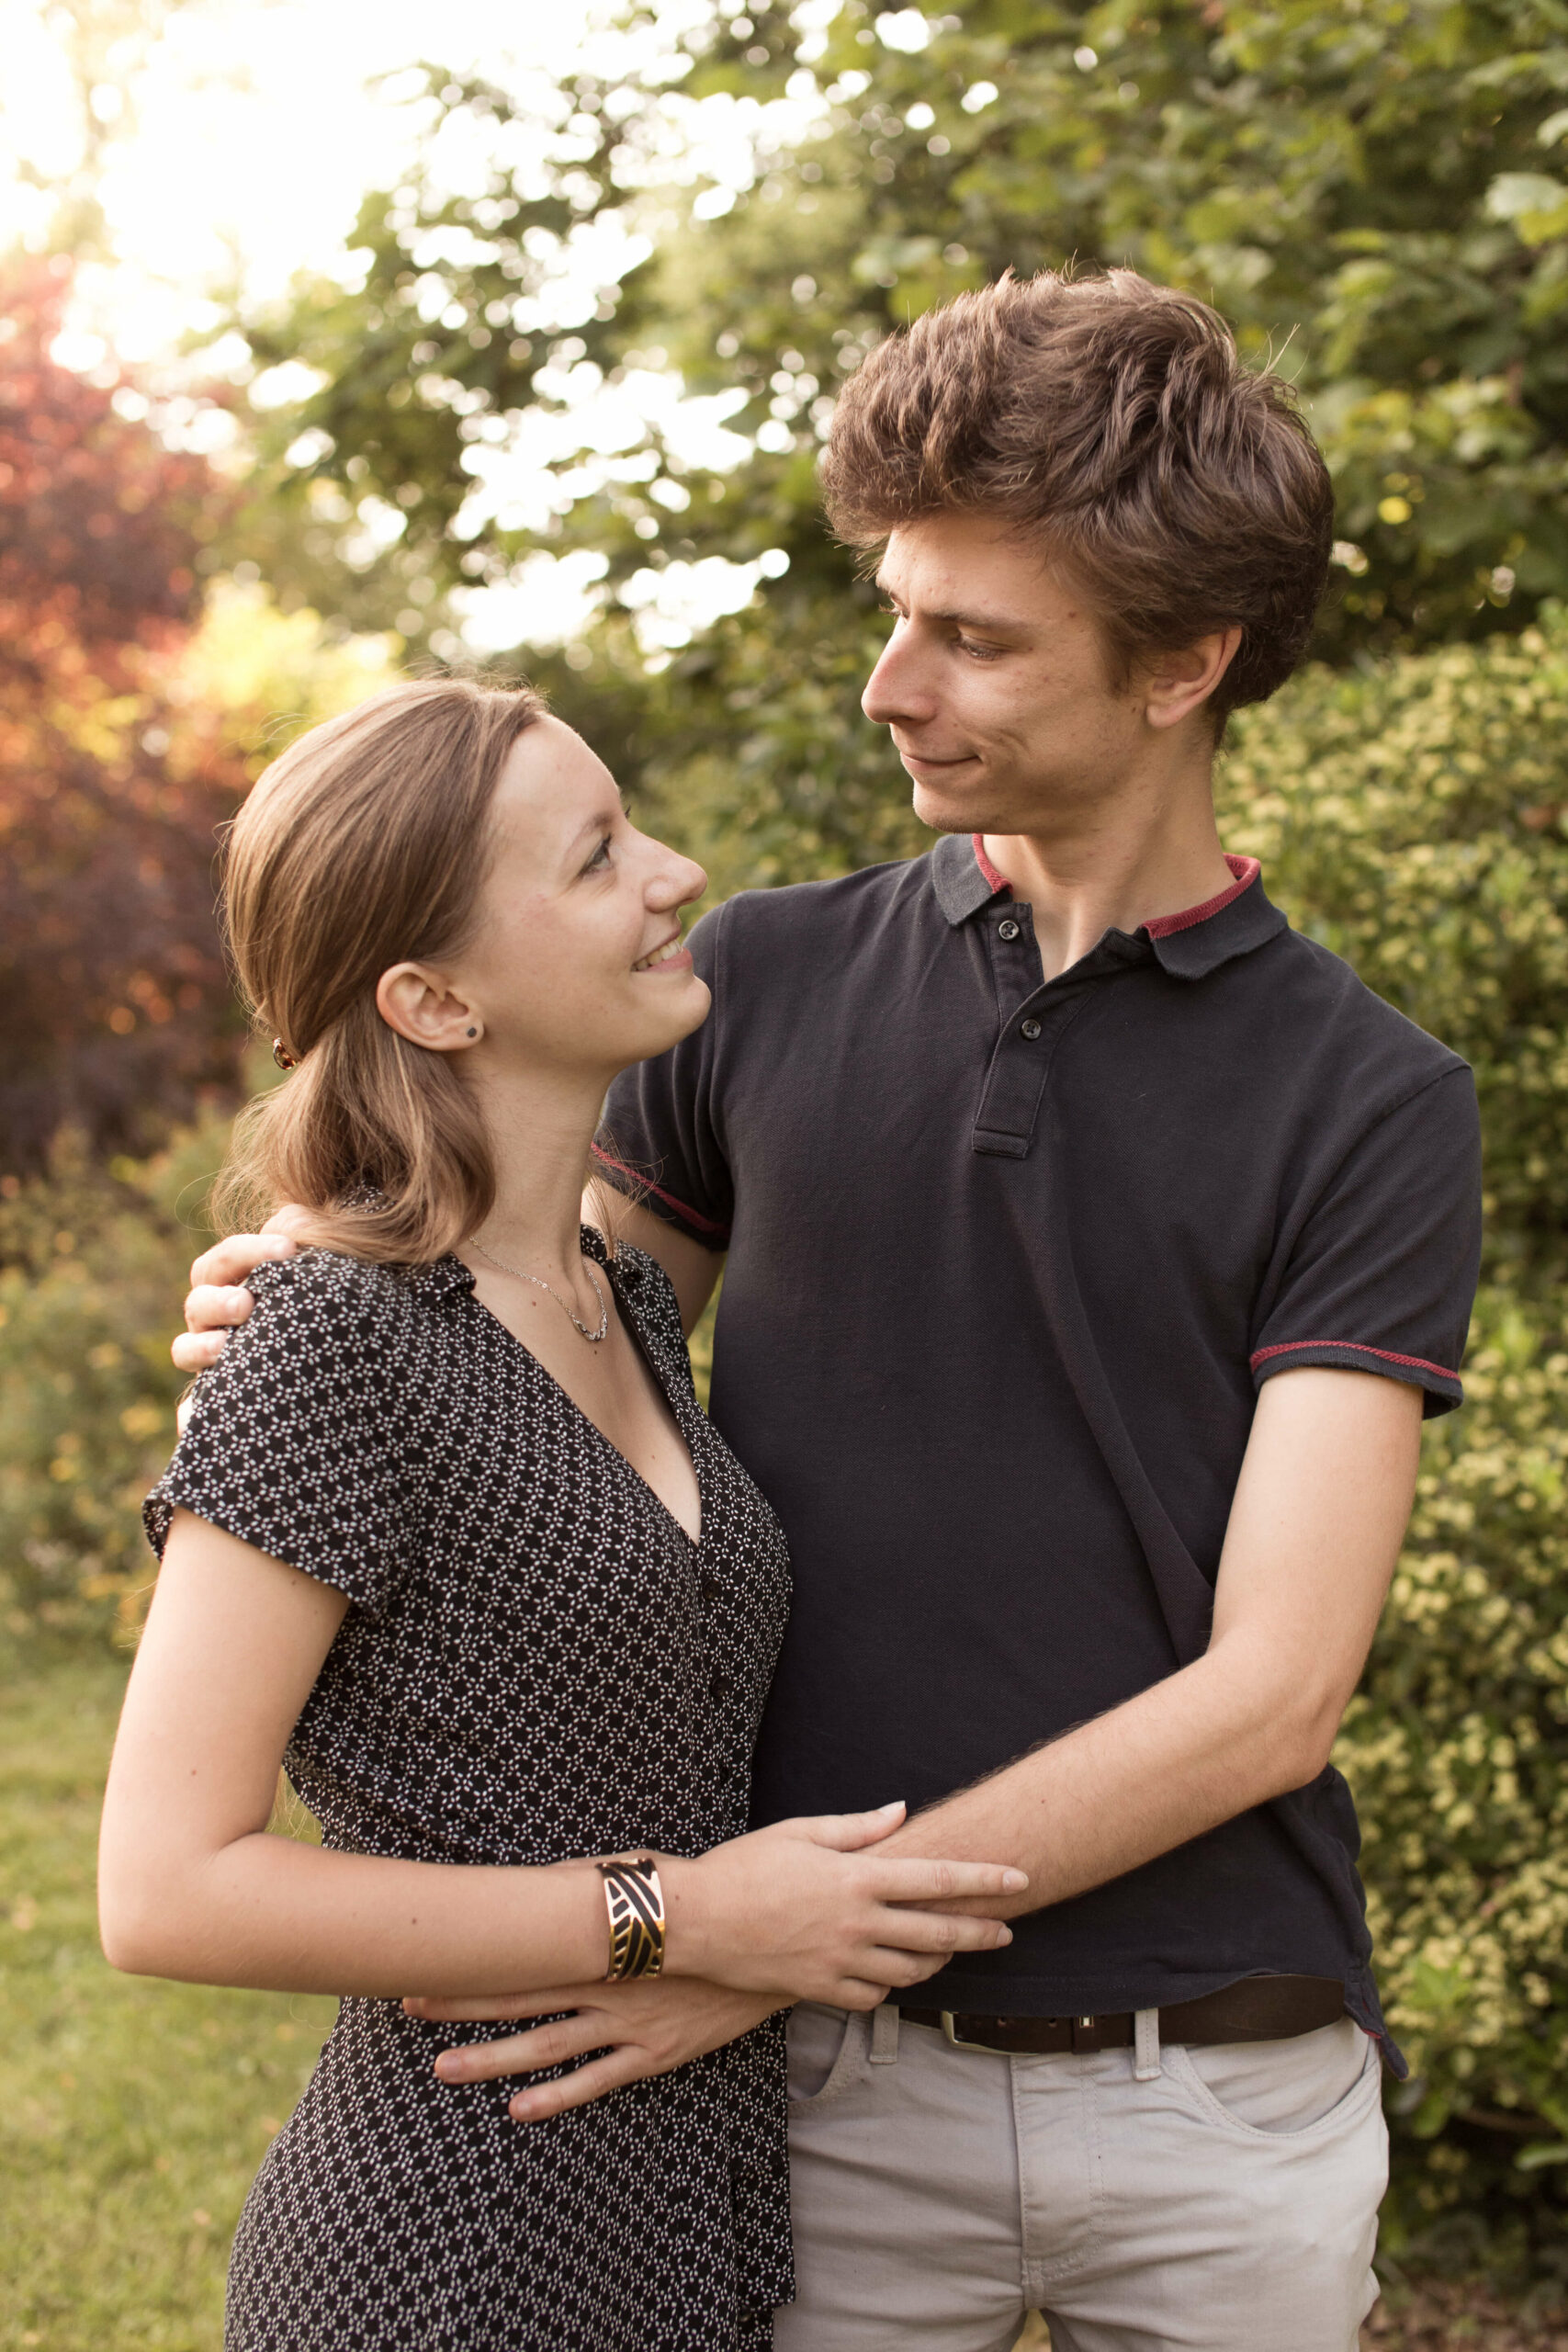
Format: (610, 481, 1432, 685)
(1021, 1018, 1043, 1040)
(998, 919, 1021, 942)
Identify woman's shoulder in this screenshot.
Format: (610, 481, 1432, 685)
(587, 1230, 694, 1393)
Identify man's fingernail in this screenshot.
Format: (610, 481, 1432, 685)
(878, 1799, 904, 1814)
(997, 1927, 1012, 1943)
(1003, 1870, 1028, 1890)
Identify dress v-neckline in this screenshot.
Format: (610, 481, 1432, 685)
(465, 1269, 705, 1552)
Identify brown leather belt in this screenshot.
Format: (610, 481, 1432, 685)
(902, 1973, 1346, 2055)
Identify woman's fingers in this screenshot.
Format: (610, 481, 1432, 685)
(865, 1858, 1027, 1903)
(797, 1802, 907, 1852)
(868, 1907, 1013, 1956)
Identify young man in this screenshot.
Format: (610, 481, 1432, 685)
(180, 272, 1481, 2350)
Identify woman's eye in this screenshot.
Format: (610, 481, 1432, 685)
(583, 835, 613, 874)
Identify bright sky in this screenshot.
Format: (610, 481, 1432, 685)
(0, 0, 832, 648)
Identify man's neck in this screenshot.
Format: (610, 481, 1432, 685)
(979, 771, 1232, 983)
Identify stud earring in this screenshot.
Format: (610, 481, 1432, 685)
(466, 1027, 479, 1039)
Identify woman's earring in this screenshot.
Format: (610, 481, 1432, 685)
(466, 1027, 479, 1039)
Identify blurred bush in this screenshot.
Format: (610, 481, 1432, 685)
(0, 1118, 226, 1656)
(1221, 617, 1568, 2273)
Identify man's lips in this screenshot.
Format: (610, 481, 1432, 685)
(894, 744, 980, 773)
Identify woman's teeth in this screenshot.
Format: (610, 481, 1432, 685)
(634, 937, 682, 972)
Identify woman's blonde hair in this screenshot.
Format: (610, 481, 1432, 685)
(213, 675, 546, 1263)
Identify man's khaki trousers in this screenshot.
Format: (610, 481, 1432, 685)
(773, 2002, 1387, 2352)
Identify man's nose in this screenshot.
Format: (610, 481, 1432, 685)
(862, 627, 936, 728)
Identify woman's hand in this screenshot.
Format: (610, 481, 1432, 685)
(660, 1803, 1026, 2007)
(406, 1979, 785, 2121)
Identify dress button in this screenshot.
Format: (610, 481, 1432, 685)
(716, 1762, 733, 1786)
(1021, 1018, 1043, 1040)
(998, 918, 1021, 942)
(700, 1575, 720, 1604)
(710, 1670, 729, 1702)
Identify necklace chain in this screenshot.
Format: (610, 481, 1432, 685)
(472, 1241, 609, 1343)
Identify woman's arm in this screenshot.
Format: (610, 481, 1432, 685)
(98, 1511, 612, 1996)
(100, 1510, 1023, 2004)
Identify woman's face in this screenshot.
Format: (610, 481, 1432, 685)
(447, 716, 711, 1081)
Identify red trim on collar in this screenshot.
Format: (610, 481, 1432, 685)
(971, 835, 1011, 896)
(969, 842, 1260, 936)
(1144, 855, 1261, 938)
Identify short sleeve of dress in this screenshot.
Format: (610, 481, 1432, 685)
(144, 1249, 420, 1612)
(1250, 1065, 1483, 1419)
(596, 901, 735, 1248)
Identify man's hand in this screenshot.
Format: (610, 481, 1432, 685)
(172, 1219, 308, 1375)
(403, 1978, 786, 2121)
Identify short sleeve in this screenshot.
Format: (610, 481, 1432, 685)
(596, 901, 734, 1249)
(143, 1250, 420, 1611)
(1250, 1066, 1483, 1419)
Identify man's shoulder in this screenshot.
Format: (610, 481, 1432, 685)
(1261, 923, 1471, 1094)
(696, 856, 931, 956)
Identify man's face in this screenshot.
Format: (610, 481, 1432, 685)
(863, 510, 1150, 839)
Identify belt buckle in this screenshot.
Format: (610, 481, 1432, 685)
(940, 2011, 989, 2052)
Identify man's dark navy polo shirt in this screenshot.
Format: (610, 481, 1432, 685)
(599, 836, 1483, 2040)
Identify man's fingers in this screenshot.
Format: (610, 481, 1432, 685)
(434, 2016, 602, 2085)
(509, 2049, 645, 2121)
(404, 1991, 552, 2024)
(867, 1859, 1027, 1903)
(171, 1329, 229, 1374)
(188, 1233, 295, 1290)
(183, 1283, 259, 1336)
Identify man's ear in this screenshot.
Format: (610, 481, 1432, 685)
(375, 963, 481, 1054)
(1142, 628, 1243, 732)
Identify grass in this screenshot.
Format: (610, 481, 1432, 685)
(0, 1649, 335, 2352)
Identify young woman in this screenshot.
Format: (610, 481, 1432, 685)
(97, 679, 1023, 2352)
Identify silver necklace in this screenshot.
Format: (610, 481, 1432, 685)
(472, 1241, 609, 1342)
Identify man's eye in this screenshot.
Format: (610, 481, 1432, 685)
(958, 637, 1004, 662)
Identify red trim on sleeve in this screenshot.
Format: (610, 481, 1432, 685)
(590, 1145, 730, 1239)
(1144, 855, 1261, 937)
(971, 835, 1011, 896)
(1250, 1340, 1457, 1382)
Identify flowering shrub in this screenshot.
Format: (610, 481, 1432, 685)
(1223, 620, 1568, 2265)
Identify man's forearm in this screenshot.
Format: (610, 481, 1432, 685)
(883, 1626, 1328, 1918)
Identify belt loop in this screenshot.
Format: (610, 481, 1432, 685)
(1134, 2007, 1161, 2082)
(871, 2003, 900, 2064)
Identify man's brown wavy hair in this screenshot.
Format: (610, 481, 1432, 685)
(820, 268, 1333, 727)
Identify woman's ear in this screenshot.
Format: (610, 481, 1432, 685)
(375, 964, 482, 1053)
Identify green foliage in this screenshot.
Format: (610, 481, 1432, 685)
(219, 0, 1568, 897)
(0, 1119, 226, 1654)
(1217, 618, 1568, 2267)
(0, 1650, 336, 2350)
(1221, 608, 1568, 1292)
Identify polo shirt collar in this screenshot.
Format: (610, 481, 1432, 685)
(928, 833, 1286, 980)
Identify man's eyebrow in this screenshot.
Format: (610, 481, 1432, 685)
(873, 577, 1032, 634)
